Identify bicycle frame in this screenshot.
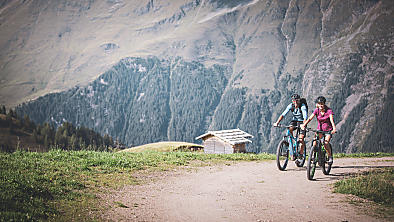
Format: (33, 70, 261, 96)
(313, 130, 331, 155)
(283, 127, 300, 157)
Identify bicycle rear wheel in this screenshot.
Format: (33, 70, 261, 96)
(276, 140, 289, 171)
(307, 145, 318, 180)
(322, 147, 332, 175)
(295, 143, 306, 167)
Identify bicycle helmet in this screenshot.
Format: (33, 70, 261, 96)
(291, 94, 300, 100)
(315, 96, 326, 104)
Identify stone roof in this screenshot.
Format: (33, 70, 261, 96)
(195, 128, 253, 145)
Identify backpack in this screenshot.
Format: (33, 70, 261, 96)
(291, 98, 308, 115)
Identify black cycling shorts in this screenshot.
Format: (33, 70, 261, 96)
(290, 120, 306, 135)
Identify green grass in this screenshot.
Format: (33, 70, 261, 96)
(0, 150, 275, 221)
(334, 152, 394, 158)
(120, 141, 204, 152)
(334, 168, 394, 205)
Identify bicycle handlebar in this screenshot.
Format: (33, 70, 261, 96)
(274, 125, 332, 135)
(306, 128, 332, 135)
(273, 124, 300, 129)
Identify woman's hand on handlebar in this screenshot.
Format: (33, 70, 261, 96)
(331, 128, 337, 134)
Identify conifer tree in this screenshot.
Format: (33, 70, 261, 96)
(44, 135, 49, 149)
(0, 105, 6, 115)
(70, 134, 78, 150)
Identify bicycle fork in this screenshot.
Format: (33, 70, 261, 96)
(315, 142, 326, 166)
(287, 137, 295, 157)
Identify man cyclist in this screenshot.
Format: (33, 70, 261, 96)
(273, 94, 308, 161)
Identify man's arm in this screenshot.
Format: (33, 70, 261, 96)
(274, 104, 292, 126)
(274, 115, 283, 126)
(301, 104, 308, 121)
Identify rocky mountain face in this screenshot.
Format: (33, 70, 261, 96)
(2, 0, 393, 153)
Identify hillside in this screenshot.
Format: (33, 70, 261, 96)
(0, 110, 118, 152)
(0, 113, 42, 152)
(1, 0, 393, 153)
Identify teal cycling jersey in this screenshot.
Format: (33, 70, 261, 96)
(281, 103, 308, 122)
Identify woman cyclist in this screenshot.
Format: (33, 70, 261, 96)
(301, 96, 337, 164)
(273, 94, 308, 160)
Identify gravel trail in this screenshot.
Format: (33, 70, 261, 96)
(101, 157, 394, 222)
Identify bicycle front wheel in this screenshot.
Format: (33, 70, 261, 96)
(307, 145, 318, 180)
(322, 147, 332, 175)
(276, 140, 289, 171)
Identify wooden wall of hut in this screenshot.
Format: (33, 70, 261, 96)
(203, 137, 233, 154)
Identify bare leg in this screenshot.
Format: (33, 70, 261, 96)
(289, 127, 294, 137)
(324, 134, 332, 157)
(299, 134, 305, 155)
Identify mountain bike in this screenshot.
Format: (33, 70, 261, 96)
(274, 125, 306, 171)
(306, 128, 333, 180)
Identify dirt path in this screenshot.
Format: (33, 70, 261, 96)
(100, 157, 394, 222)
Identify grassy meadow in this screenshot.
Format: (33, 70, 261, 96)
(0, 149, 274, 221)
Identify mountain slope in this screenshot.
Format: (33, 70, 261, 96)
(16, 57, 229, 147)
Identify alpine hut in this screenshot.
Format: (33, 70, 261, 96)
(195, 129, 253, 154)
